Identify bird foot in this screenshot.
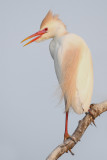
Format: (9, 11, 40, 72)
(64, 132, 76, 143)
(68, 149, 75, 155)
(88, 107, 96, 127)
(64, 132, 71, 141)
(64, 132, 75, 155)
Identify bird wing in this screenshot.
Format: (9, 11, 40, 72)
(60, 34, 93, 114)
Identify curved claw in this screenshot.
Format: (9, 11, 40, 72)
(88, 108, 96, 127)
(64, 132, 76, 155)
(69, 149, 75, 155)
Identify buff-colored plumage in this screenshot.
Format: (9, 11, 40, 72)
(60, 34, 93, 113)
(40, 10, 66, 30)
(22, 11, 93, 114)
(61, 38, 82, 112)
(21, 11, 94, 140)
(49, 33, 93, 114)
(39, 11, 93, 114)
(40, 11, 56, 29)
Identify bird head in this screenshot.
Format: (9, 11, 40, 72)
(21, 10, 67, 46)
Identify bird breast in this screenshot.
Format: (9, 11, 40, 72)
(49, 36, 65, 83)
(49, 33, 93, 114)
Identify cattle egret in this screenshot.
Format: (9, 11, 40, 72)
(21, 11, 93, 141)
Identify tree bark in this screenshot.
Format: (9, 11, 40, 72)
(46, 101, 107, 160)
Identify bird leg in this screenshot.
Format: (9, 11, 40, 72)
(64, 111, 76, 143)
(64, 111, 75, 155)
(64, 111, 69, 140)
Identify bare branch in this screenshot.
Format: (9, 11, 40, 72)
(46, 101, 107, 160)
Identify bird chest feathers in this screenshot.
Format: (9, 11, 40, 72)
(49, 37, 65, 83)
(49, 34, 93, 114)
(21, 11, 94, 143)
(21, 9, 93, 114)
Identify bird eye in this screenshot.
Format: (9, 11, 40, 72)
(45, 28, 48, 32)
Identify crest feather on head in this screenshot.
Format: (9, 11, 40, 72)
(40, 10, 66, 29)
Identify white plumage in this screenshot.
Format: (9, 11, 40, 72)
(49, 33, 93, 114)
(21, 10, 93, 140)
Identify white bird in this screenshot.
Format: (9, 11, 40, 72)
(21, 10, 93, 140)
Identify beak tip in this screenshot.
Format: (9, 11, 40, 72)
(23, 43, 28, 47)
(21, 30, 43, 46)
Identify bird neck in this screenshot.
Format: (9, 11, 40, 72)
(55, 26, 68, 38)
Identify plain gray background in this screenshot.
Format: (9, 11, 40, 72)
(0, 0, 107, 160)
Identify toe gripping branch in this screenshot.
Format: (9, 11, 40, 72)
(69, 137, 77, 155)
(63, 136, 77, 155)
(87, 104, 96, 127)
